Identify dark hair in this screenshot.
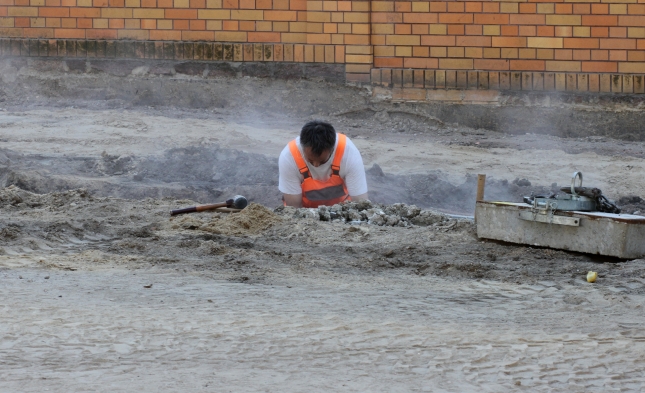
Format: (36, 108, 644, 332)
(300, 120, 336, 156)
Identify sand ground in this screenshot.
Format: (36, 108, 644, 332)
(1, 76, 645, 392)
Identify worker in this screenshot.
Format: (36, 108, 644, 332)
(279, 120, 368, 208)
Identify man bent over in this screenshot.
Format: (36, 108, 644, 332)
(279, 120, 368, 208)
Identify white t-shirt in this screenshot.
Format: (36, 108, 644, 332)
(279, 134, 368, 197)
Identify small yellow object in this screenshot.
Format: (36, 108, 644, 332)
(587, 271, 598, 283)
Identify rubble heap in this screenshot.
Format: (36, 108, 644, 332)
(276, 200, 454, 227)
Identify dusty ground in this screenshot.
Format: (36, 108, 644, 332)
(2, 74, 645, 392)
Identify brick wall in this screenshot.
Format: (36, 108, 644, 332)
(1, 0, 645, 95)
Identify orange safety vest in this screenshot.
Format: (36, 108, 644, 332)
(288, 133, 351, 208)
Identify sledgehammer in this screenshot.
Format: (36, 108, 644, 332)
(170, 195, 248, 216)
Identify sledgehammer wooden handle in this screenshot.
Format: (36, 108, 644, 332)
(171, 202, 228, 216)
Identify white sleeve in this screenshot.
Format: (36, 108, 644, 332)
(341, 138, 368, 196)
(278, 144, 304, 195)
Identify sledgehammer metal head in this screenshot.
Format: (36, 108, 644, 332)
(228, 195, 248, 209)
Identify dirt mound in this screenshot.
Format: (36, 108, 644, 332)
(200, 203, 283, 236)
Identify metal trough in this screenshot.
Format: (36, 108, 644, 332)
(475, 201, 645, 259)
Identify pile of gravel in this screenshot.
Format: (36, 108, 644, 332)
(275, 200, 454, 227)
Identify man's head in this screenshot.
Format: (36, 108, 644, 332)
(300, 120, 336, 167)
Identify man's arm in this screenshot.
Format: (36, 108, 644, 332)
(283, 193, 303, 208)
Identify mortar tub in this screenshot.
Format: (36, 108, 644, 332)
(475, 201, 645, 259)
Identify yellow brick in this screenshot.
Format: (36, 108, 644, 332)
(206, 20, 222, 30)
(385, 35, 420, 46)
(345, 54, 372, 63)
(307, 23, 323, 34)
(174, 0, 189, 7)
(118, 30, 148, 40)
(545, 61, 581, 72)
(346, 45, 372, 54)
(231, 10, 264, 20)
(519, 48, 535, 58)
(353, 2, 370, 11)
(344, 12, 368, 23)
(257, 21, 272, 31)
(439, 59, 473, 69)
(206, 0, 222, 8)
(465, 47, 482, 58)
(618, 62, 645, 73)
(501, 48, 518, 58)
(331, 34, 344, 45)
(30, 0, 44, 5)
(346, 64, 372, 73)
(447, 47, 464, 57)
(546, 15, 581, 26)
(610, 4, 627, 14)
(8, 7, 38, 17)
(537, 48, 553, 59)
(101, 8, 132, 18)
(483, 48, 500, 58)
(290, 22, 308, 32)
(537, 4, 554, 13)
(93, 18, 108, 28)
(483, 25, 500, 36)
(372, 23, 393, 34)
(308, 1, 322, 11)
(628, 27, 645, 38)
(395, 46, 411, 56)
(431, 47, 446, 57)
(274, 21, 289, 31)
(77, 0, 92, 6)
(307, 11, 331, 22)
(374, 45, 394, 56)
(371, 1, 393, 11)
(500, 3, 518, 13)
(349, 24, 367, 34)
(134, 9, 165, 18)
(338, 23, 351, 33)
(281, 32, 307, 43)
(31, 18, 45, 27)
(323, 1, 337, 11)
(527, 37, 563, 48)
(331, 12, 343, 23)
(573, 26, 590, 37)
(412, 1, 429, 12)
(157, 20, 172, 29)
(214, 31, 247, 41)
(429, 24, 446, 35)
(124, 19, 139, 29)
(0, 18, 13, 27)
(125, 0, 140, 7)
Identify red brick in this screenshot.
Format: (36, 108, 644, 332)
(473, 59, 509, 71)
(70, 8, 100, 18)
(610, 27, 627, 38)
(447, 25, 464, 36)
(371, 13, 402, 24)
(77, 18, 92, 28)
(572, 49, 590, 60)
(39, 7, 69, 17)
(492, 37, 527, 47)
(374, 57, 403, 68)
(555, 4, 572, 14)
(87, 29, 118, 39)
(474, 14, 508, 25)
(581, 61, 617, 72)
(438, 13, 473, 24)
(482, 3, 498, 13)
(166, 9, 197, 19)
(189, 19, 205, 30)
(54, 28, 85, 38)
(421, 35, 455, 46)
(465, 2, 481, 13)
(599, 38, 636, 49)
(563, 38, 599, 49)
(591, 27, 609, 37)
(456, 36, 491, 47)
(537, 26, 554, 37)
(501, 25, 518, 36)
(403, 57, 438, 68)
(592, 4, 608, 15)
(573, 4, 590, 14)
(510, 60, 545, 71)
(403, 13, 437, 24)
(591, 50, 608, 60)
(519, 3, 536, 14)
(583, 15, 618, 26)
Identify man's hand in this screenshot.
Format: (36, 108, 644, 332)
(283, 193, 303, 208)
